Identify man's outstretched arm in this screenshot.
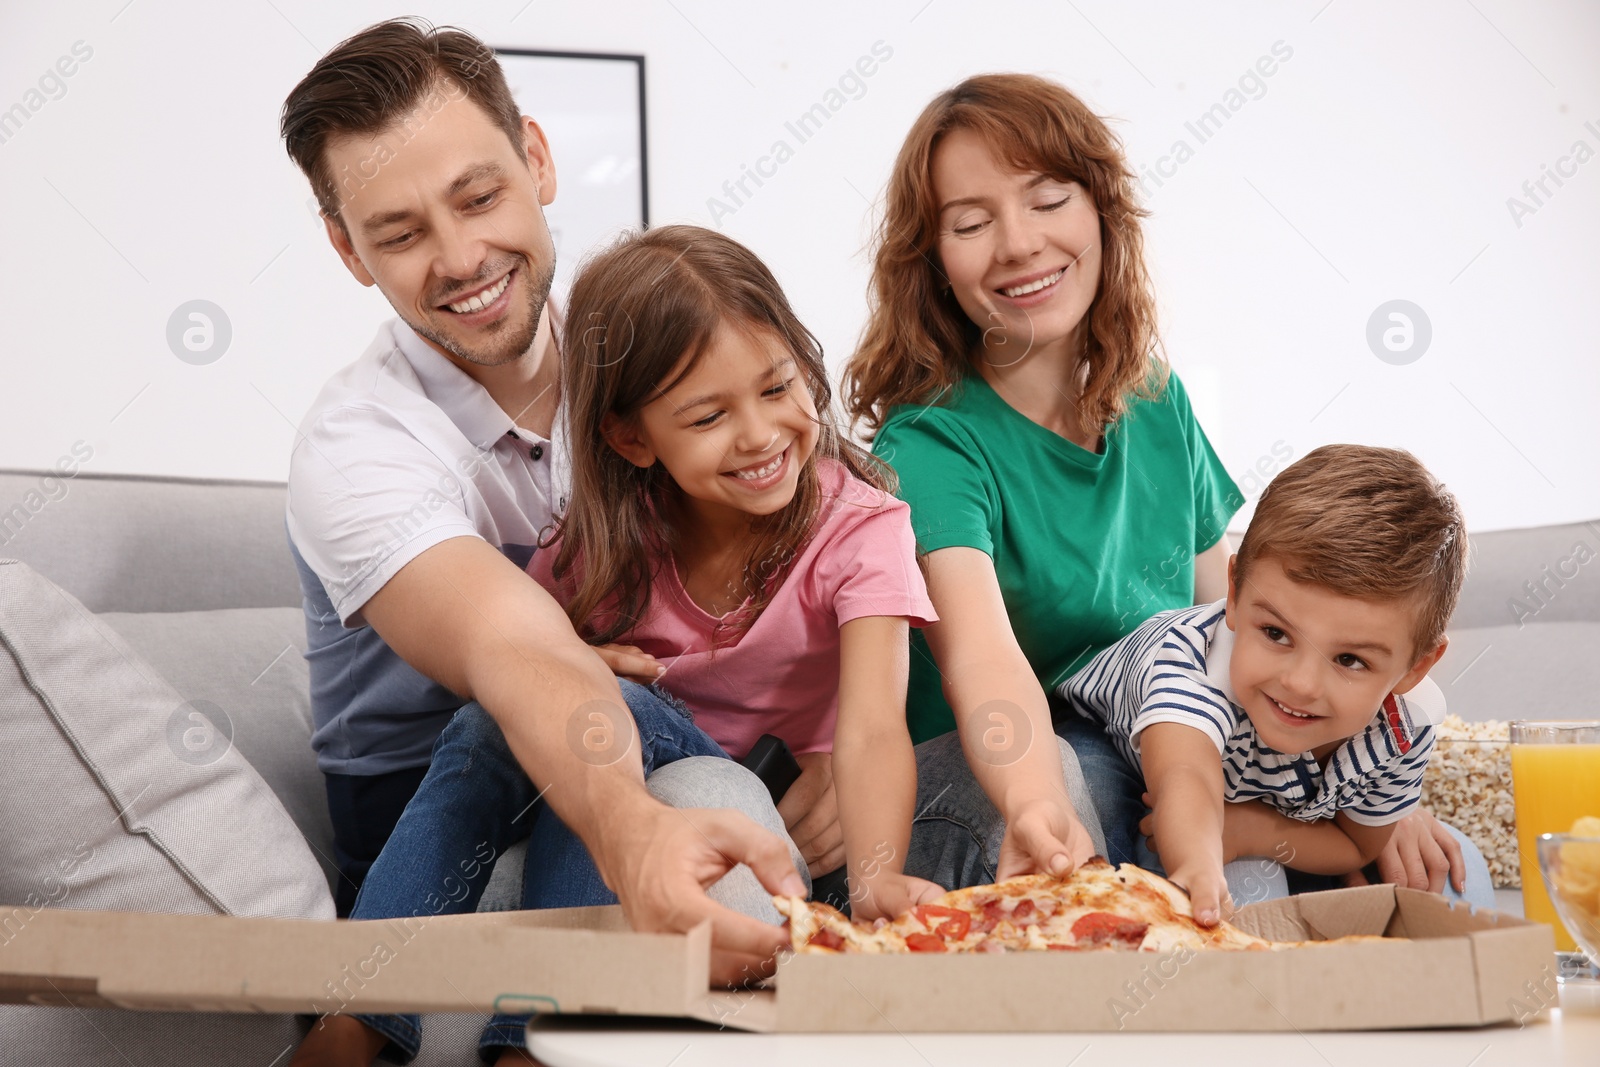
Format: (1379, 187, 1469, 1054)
(360, 536, 803, 977)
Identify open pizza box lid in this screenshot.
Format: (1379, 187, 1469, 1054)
(0, 885, 1557, 1032)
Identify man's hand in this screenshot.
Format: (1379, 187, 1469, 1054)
(776, 751, 843, 878)
(1342, 807, 1466, 894)
(849, 870, 947, 925)
(1167, 861, 1233, 927)
(603, 802, 804, 986)
(593, 643, 664, 685)
(995, 796, 1097, 881)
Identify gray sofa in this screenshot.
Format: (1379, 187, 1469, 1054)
(0, 469, 526, 1067)
(1, 466, 1596, 1064)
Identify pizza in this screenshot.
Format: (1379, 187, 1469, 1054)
(774, 858, 1373, 954)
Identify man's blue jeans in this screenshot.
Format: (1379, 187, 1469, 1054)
(1054, 711, 1497, 910)
(346, 680, 730, 1064)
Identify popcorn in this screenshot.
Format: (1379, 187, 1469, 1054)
(1420, 716, 1519, 887)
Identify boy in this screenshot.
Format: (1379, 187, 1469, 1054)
(1061, 444, 1469, 924)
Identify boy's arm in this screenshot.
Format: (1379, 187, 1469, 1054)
(832, 614, 945, 922)
(1223, 800, 1397, 875)
(1139, 722, 1232, 925)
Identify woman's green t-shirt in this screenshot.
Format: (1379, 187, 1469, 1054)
(873, 369, 1242, 745)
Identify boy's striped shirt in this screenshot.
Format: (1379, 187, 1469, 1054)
(1059, 601, 1444, 825)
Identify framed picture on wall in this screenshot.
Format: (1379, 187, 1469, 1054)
(493, 48, 648, 296)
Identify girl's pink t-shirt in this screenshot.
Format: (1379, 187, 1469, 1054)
(527, 459, 937, 759)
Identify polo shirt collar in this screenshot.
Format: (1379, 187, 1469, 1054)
(1201, 603, 1243, 707)
(392, 318, 523, 450)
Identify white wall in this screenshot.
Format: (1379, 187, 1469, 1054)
(3, 0, 1596, 532)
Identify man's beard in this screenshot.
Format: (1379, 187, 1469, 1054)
(409, 253, 557, 368)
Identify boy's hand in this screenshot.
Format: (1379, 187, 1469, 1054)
(1342, 807, 1466, 894)
(1167, 861, 1233, 927)
(996, 796, 1097, 880)
(593, 643, 664, 684)
(849, 870, 946, 925)
(777, 751, 844, 877)
(1140, 792, 1261, 864)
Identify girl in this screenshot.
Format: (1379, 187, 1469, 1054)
(845, 72, 1488, 906)
(532, 223, 947, 923)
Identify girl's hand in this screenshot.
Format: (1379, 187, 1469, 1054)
(849, 870, 946, 925)
(1167, 860, 1233, 927)
(777, 752, 844, 877)
(593, 643, 665, 685)
(1342, 807, 1466, 894)
(995, 797, 1096, 881)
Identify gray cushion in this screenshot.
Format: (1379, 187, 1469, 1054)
(0, 560, 331, 920)
(96, 606, 340, 896)
(1452, 520, 1600, 629)
(1434, 621, 1600, 722)
(0, 469, 301, 613)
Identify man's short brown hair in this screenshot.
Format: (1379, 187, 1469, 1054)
(1233, 444, 1468, 657)
(280, 17, 522, 230)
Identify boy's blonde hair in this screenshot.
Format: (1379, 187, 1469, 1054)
(1233, 444, 1468, 657)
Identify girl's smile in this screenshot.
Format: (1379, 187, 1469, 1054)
(723, 444, 791, 490)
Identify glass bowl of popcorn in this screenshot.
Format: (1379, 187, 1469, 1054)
(1537, 817, 1600, 972)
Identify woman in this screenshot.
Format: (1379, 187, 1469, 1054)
(847, 73, 1491, 907)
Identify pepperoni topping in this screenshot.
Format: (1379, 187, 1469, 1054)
(912, 904, 972, 941)
(1071, 911, 1149, 948)
(905, 931, 948, 953)
(1011, 899, 1036, 921)
(807, 927, 845, 951)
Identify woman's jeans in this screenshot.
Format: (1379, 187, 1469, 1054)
(342, 680, 802, 1065)
(1054, 712, 1497, 909)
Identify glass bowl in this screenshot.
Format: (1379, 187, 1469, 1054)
(1537, 834, 1600, 968)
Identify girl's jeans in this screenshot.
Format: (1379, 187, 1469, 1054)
(342, 680, 801, 1064)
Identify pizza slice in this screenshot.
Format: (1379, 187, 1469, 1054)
(776, 858, 1363, 955)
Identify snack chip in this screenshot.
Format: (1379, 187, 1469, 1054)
(1551, 815, 1600, 950)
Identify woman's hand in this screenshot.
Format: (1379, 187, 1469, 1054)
(849, 870, 947, 925)
(593, 643, 664, 684)
(777, 751, 845, 878)
(1342, 807, 1465, 894)
(995, 796, 1097, 880)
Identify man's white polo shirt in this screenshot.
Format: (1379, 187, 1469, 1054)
(287, 317, 568, 776)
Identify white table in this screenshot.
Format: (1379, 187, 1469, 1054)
(529, 1006, 1600, 1067)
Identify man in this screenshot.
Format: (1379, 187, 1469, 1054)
(279, 18, 805, 1065)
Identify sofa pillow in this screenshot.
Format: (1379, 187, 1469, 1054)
(0, 560, 332, 921)
(96, 605, 339, 895)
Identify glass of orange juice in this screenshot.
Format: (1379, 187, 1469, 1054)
(1510, 721, 1600, 952)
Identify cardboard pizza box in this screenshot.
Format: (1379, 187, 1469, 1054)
(0, 885, 1558, 1032)
(743, 884, 1558, 1032)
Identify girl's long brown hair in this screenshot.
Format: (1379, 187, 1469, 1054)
(555, 225, 894, 646)
(845, 73, 1167, 436)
